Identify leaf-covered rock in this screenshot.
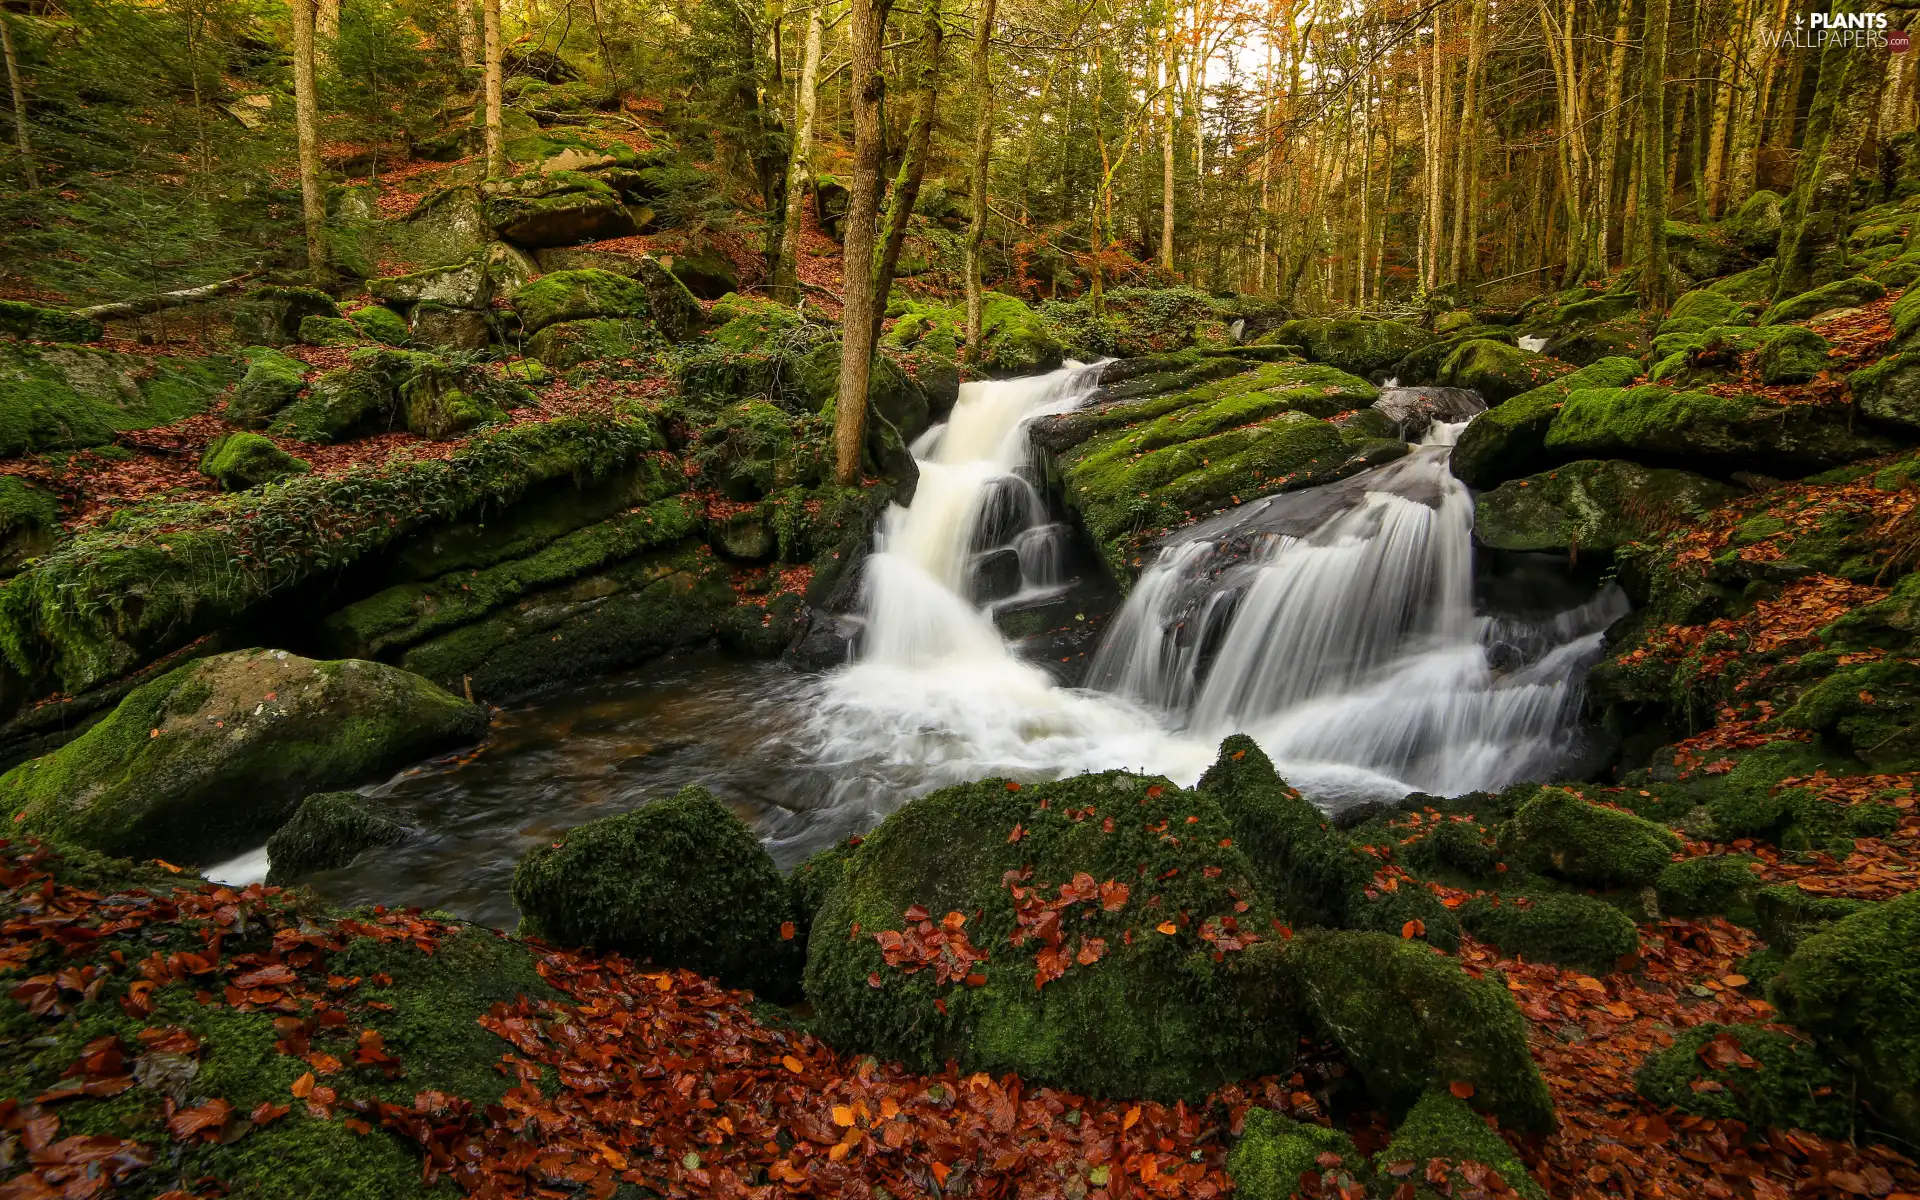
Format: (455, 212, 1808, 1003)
(1473, 460, 1741, 556)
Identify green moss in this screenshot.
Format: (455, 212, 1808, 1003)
(199, 431, 311, 491)
(1374, 1088, 1547, 1199)
(268, 348, 520, 443)
(1040, 287, 1229, 358)
(1727, 191, 1785, 255)
(1781, 659, 1920, 770)
(231, 286, 341, 346)
(228, 346, 310, 426)
(0, 299, 104, 343)
(1755, 326, 1833, 384)
(1546, 384, 1894, 476)
(1353, 886, 1464, 952)
(349, 305, 412, 346)
(1447, 356, 1640, 489)
(1501, 787, 1681, 888)
(510, 268, 648, 336)
(1229, 1108, 1367, 1200)
(803, 759, 1297, 1100)
(1403, 818, 1502, 881)
(1437, 339, 1573, 404)
(527, 316, 665, 370)
(1668, 289, 1749, 328)
(1270, 317, 1431, 375)
(0, 341, 239, 456)
(1754, 884, 1873, 954)
(482, 173, 635, 249)
(1758, 276, 1887, 325)
(1656, 854, 1760, 920)
(1195, 734, 1368, 928)
(512, 785, 801, 999)
(265, 790, 408, 884)
(0, 475, 60, 575)
(299, 315, 365, 346)
(1635, 1022, 1854, 1138)
(1288, 930, 1554, 1132)
(1457, 892, 1639, 972)
(1474, 460, 1740, 555)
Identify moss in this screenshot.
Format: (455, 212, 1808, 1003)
(510, 268, 648, 336)
(1287, 930, 1554, 1132)
(231, 286, 341, 346)
(1655, 854, 1761, 920)
(367, 259, 491, 309)
(1373, 1088, 1547, 1199)
(1446, 356, 1640, 489)
(1758, 276, 1887, 326)
(1754, 326, 1833, 384)
(1546, 384, 1895, 476)
(1040, 286, 1228, 358)
(1781, 659, 1920, 770)
(1353, 886, 1464, 952)
(884, 292, 1065, 376)
(299, 314, 364, 346)
(349, 304, 411, 346)
(481, 172, 635, 248)
(0, 648, 484, 863)
(1727, 191, 1785, 255)
(511, 785, 801, 999)
(1457, 893, 1639, 972)
(1473, 460, 1740, 555)
(1668, 289, 1749, 328)
(268, 348, 520, 443)
(0, 475, 60, 575)
(1195, 735, 1368, 927)
(1437, 339, 1573, 404)
(527, 316, 664, 370)
(1753, 884, 1873, 953)
(0, 298, 103, 343)
(1271, 317, 1431, 375)
(803, 760, 1297, 1100)
(199, 431, 311, 491)
(1635, 1022, 1854, 1138)
(398, 368, 511, 441)
(1229, 1108, 1367, 1200)
(265, 790, 407, 884)
(1501, 787, 1681, 888)
(228, 346, 310, 426)
(1404, 818, 1502, 881)
(1773, 892, 1920, 1143)
(0, 341, 239, 456)
(789, 838, 859, 944)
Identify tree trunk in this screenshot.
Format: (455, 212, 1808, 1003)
(456, 0, 479, 68)
(292, 0, 327, 282)
(1702, 0, 1740, 217)
(833, 0, 889, 485)
(1774, 5, 1892, 300)
(316, 0, 339, 71)
(1449, 0, 1486, 285)
(1638, 0, 1670, 309)
(870, 0, 943, 346)
(963, 0, 998, 363)
(1, 12, 35, 191)
(772, 0, 825, 305)
(482, 0, 505, 177)
(1159, 16, 1176, 272)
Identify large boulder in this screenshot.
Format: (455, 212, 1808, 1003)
(510, 268, 648, 336)
(634, 254, 707, 342)
(658, 243, 739, 299)
(1273, 318, 1431, 376)
(1473, 460, 1741, 556)
(1759, 276, 1886, 325)
(1665, 287, 1750, 329)
(1851, 352, 1920, 432)
(230, 286, 340, 346)
(1437, 339, 1574, 404)
(227, 347, 309, 427)
(1, 648, 485, 863)
(198, 431, 311, 491)
(1447, 356, 1640, 489)
(1726, 190, 1785, 256)
(367, 259, 491, 309)
(1546, 385, 1896, 477)
(408, 303, 494, 351)
(482, 171, 638, 247)
(1500, 787, 1681, 888)
(1456, 892, 1639, 973)
(1634, 1021, 1853, 1138)
(1772, 892, 1920, 1144)
(802, 766, 1299, 1099)
(268, 348, 518, 443)
(511, 786, 802, 1000)
(0, 300, 101, 344)
(1370, 1089, 1548, 1199)
(1196, 734, 1368, 929)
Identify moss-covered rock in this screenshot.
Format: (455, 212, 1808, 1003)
(0, 648, 484, 863)
(230, 286, 340, 347)
(1646, 323, 1828, 387)
(635, 254, 707, 343)
(0, 476, 60, 577)
(1041, 286, 1226, 358)
(1759, 276, 1887, 326)
(1753, 884, 1873, 953)
(1655, 854, 1760, 920)
(1667, 288, 1750, 329)
(297, 315, 362, 346)
(1754, 325, 1833, 384)
(269, 348, 516, 443)
(1666, 220, 1749, 282)
(367, 259, 491, 309)
(510, 268, 647, 336)
(227, 347, 309, 427)
(1501, 787, 1681, 888)
(0, 299, 103, 344)
(1287, 929, 1555, 1131)
(1542, 316, 1644, 367)
(1438, 339, 1574, 404)
(803, 764, 1297, 1099)
(264, 790, 408, 884)
(1780, 658, 1920, 770)
(1474, 460, 1740, 556)
(1372, 1088, 1547, 1199)
(1634, 1021, 1853, 1137)
(1229, 1108, 1368, 1200)
(511, 785, 801, 999)
(482, 171, 637, 248)
(1727, 190, 1785, 256)
(1273, 318, 1431, 376)
(0, 341, 240, 456)
(658, 243, 739, 299)
(884, 292, 1065, 377)
(348, 304, 411, 346)
(1403, 818, 1502, 882)
(1458, 893, 1639, 972)
(198, 431, 311, 491)
(1546, 385, 1895, 477)
(1196, 735, 1368, 928)
(407, 304, 493, 351)
(1446, 357, 1641, 489)
(1851, 351, 1920, 432)
(526, 316, 663, 370)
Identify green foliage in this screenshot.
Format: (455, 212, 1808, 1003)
(1753, 885, 1872, 954)
(1546, 385, 1894, 477)
(265, 790, 408, 884)
(1656, 854, 1760, 920)
(512, 785, 802, 1000)
(1457, 893, 1640, 972)
(1501, 787, 1681, 888)
(1635, 1022, 1854, 1138)
(1229, 1108, 1367, 1200)
(511, 268, 650, 336)
(1040, 287, 1230, 358)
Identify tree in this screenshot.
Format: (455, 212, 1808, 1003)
(482, 0, 504, 177)
(832, 0, 889, 485)
(291, 0, 327, 281)
(456, 0, 479, 68)
(771, 0, 826, 305)
(963, 0, 999, 363)
(871, 0, 946, 346)
(1, 11, 35, 191)
(1637, 0, 1669, 309)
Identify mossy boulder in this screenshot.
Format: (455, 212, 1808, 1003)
(1753, 325, 1834, 384)
(803, 763, 1298, 1100)
(230, 286, 340, 346)
(0, 341, 240, 456)
(1437, 339, 1574, 404)
(227, 347, 309, 426)
(510, 268, 648, 336)
(1501, 787, 1681, 888)
(1546, 385, 1895, 478)
(634, 255, 707, 343)
(1473, 460, 1741, 556)
(1229, 1108, 1367, 1200)
(1634, 1022, 1853, 1138)
(1655, 854, 1760, 920)
(0, 475, 59, 576)
(1287, 929, 1555, 1132)
(1753, 884, 1873, 953)
(297, 315, 362, 346)
(1542, 317, 1643, 367)
(526, 316, 663, 369)
(884, 292, 1065, 377)
(348, 304, 411, 346)
(264, 790, 407, 884)
(268, 348, 515, 443)
(407, 304, 493, 351)
(658, 243, 739, 299)
(1727, 190, 1785, 256)
(0, 648, 485, 863)
(1372, 1088, 1547, 1199)
(1666, 220, 1748, 282)
(1666, 288, 1749, 329)
(1457, 893, 1639, 973)
(1759, 276, 1886, 325)
(1274, 318, 1431, 376)
(511, 785, 802, 999)
(1851, 351, 1920, 432)
(1446, 356, 1641, 489)
(198, 431, 311, 491)
(1779, 658, 1920, 770)
(0, 299, 103, 344)
(367, 258, 491, 308)
(482, 171, 637, 247)
(1196, 734, 1368, 928)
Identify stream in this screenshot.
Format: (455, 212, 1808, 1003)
(211, 361, 1625, 929)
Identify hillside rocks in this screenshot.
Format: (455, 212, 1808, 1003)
(1436, 338, 1573, 403)
(1446, 356, 1641, 489)
(481, 171, 639, 246)
(1265, 317, 1430, 375)
(198, 431, 311, 490)
(0, 339, 239, 457)
(1474, 460, 1742, 555)
(1545, 385, 1895, 477)
(0, 648, 484, 863)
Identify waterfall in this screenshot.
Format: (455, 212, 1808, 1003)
(801, 365, 1622, 821)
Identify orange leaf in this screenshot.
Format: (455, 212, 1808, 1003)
(1155, 921, 1178, 935)
(782, 1055, 805, 1074)
(1123, 1106, 1141, 1130)
(1401, 919, 1426, 939)
(290, 1071, 315, 1099)
(1449, 1080, 1475, 1099)
(832, 1105, 855, 1127)
(780, 921, 796, 940)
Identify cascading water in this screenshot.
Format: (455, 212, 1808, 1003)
(799, 364, 1625, 829)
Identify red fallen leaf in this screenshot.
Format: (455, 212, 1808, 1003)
(166, 1097, 233, 1141)
(250, 1102, 290, 1125)
(344, 1117, 372, 1135)
(306, 1051, 343, 1074)
(1007, 823, 1025, 843)
(940, 911, 966, 932)
(1005, 781, 1021, 792)
(290, 1071, 315, 1098)
(964, 972, 987, 987)
(1402, 919, 1426, 939)
(1449, 1080, 1474, 1099)
(1146, 786, 1163, 799)
(904, 903, 930, 923)
(120, 979, 155, 1017)
(780, 921, 796, 940)
(231, 965, 297, 989)
(1033, 944, 1070, 989)
(867, 972, 882, 988)
(1076, 937, 1107, 966)
(1100, 880, 1130, 911)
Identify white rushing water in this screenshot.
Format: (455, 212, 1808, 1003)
(800, 363, 1624, 822)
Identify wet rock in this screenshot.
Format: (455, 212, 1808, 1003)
(1546, 384, 1896, 478)
(264, 790, 408, 884)
(0, 648, 485, 863)
(968, 547, 1021, 602)
(1446, 357, 1640, 489)
(1500, 786, 1681, 888)
(198, 431, 311, 491)
(511, 785, 803, 999)
(1371, 385, 1484, 437)
(1437, 338, 1573, 404)
(785, 607, 860, 668)
(1474, 460, 1741, 556)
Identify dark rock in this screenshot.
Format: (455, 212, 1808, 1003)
(265, 791, 408, 884)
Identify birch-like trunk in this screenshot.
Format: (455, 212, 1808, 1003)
(772, 0, 825, 305)
(1, 13, 35, 191)
(963, 0, 998, 360)
(482, 0, 505, 177)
